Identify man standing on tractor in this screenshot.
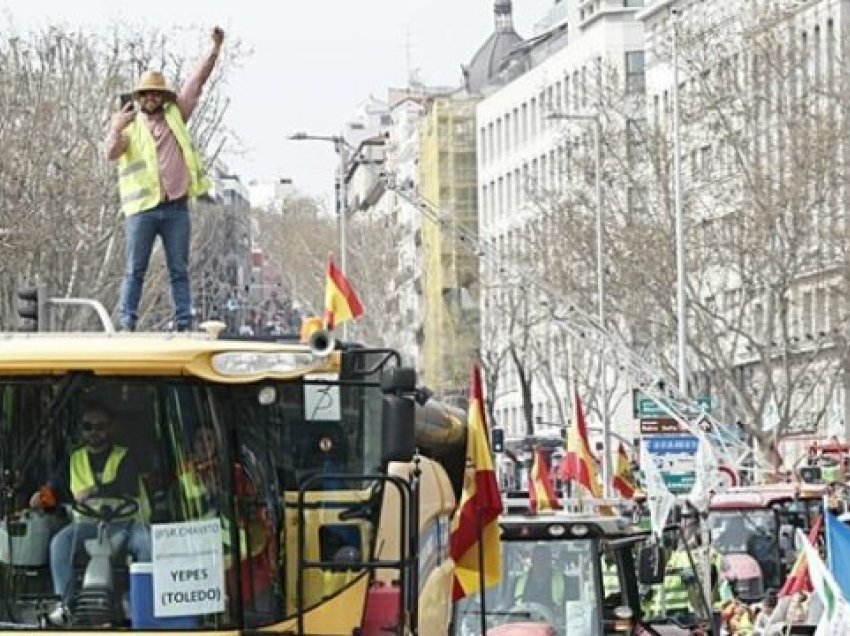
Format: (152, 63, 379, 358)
(106, 27, 225, 332)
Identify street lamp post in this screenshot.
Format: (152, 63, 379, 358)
(288, 132, 352, 338)
(671, 9, 687, 395)
(547, 112, 612, 497)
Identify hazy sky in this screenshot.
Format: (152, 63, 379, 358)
(1, 0, 553, 204)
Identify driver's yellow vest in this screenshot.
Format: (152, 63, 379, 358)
(116, 102, 210, 216)
(69, 446, 137, 522)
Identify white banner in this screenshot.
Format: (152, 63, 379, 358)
(642, 440, 675, 539)
(151, 518, 226, 617)
(688, 433, 720, 511)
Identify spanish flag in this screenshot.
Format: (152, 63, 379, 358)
(529, 447, 561, 513)
(560, 388, 602, 497)
(779, 515, 822, 598)
(450, 364, 503, 601)
(324, 256, 364, 330)
(612, 442, 637, 499)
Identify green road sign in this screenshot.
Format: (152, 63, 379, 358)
(632, 390, 713, 420)
(662, 472, 696, 494)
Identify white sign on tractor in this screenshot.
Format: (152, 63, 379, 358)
(151, 518, 226, 618)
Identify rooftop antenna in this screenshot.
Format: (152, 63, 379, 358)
(403, 25, 422, 87)
(404, 26, 411, 85)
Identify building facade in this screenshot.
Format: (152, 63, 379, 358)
(419, 94, 481, 396)
(639, 0, 850, 456)
(477, 0, 646, 439)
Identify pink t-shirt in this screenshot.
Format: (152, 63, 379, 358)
(106, 50, 218, 204)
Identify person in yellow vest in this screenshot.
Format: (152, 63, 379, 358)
(178, 426, 256, 518)
(177, 427, 273, 603)
(648, 547, 694, 620)
(513, 544, 567, 610)
(29, 403, 150, 618)
(106, 26, 224, 332)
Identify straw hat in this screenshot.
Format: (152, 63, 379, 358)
(132, 71, 176, 100)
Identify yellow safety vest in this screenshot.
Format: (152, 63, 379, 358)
(649, 550, 692, 615)
(177, 463, 248, 557)
(116, 102, 210, 216)
(69, 446, 138, 522)
(603, 563, 620, 595)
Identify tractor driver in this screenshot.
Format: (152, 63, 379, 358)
(513, 544, 567, 610)
(30, 402, 151, 623)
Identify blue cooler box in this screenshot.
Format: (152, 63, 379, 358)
(129, 563, 198, 629)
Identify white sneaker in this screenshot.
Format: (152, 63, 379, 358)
(47, 602, 70, 626)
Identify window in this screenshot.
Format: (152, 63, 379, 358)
(530, 98, 538, 137)
(701, 145, 712, 177)
(540, 155, 547, 190)
(521, 103, 529, 144)
(479, 127, 487, 164)
(573, 71, 580, 110)
(801, 291, 813, 336)
(625, 50, 646, 94)
(581, 66, 587, 107)
(627, 186, 647, 216)
(626, 118, 647, 169)
(487, 123, 494, 161)
(623, 0, 644, 6)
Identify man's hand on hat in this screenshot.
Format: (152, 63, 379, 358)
(212, 26, 225, 52)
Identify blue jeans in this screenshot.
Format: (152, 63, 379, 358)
(119, 199, 191, 330)
(50, 521, 151, 601)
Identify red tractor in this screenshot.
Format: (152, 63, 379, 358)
(707, 483, 826, 601)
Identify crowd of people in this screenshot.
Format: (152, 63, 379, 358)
(719, 588, 819, 635)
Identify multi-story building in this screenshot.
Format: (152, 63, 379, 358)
(477, 0, 646, 439)
(381, 86, 454, 369)
(418, 94, 481, 396)
(639, 0, 850, 455)
(412, 0, 528, 396)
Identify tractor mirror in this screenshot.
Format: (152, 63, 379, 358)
(638, 544, 667, 585)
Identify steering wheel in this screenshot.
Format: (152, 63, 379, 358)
(71, 494, 139, 522)
(506, 601, 559, 627)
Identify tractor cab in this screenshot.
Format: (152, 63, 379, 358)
(707, 484, 826, 601)
(798, 440, 850, 486)
(452, 503, 713, 635)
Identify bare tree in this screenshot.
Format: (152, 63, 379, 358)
(523, 4, 850, 462)
(0, 22, 242, 330)
(251, 194, 404, 347)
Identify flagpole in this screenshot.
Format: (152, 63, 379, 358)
(565, 332, 575, 502)
(825, 495, 834, 573)
(477, 506, 487, 635)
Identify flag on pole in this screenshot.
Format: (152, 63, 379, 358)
(797, 527, 850, 633)
(560, 389, 602, 497)
(778, 515, 822, 598)
(529, 447, 561, 513)
(825, 511, 850, 603)
(612, 442, 636, 499)
(323, 256, 364, 330)
(450, 364, 503, 601)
